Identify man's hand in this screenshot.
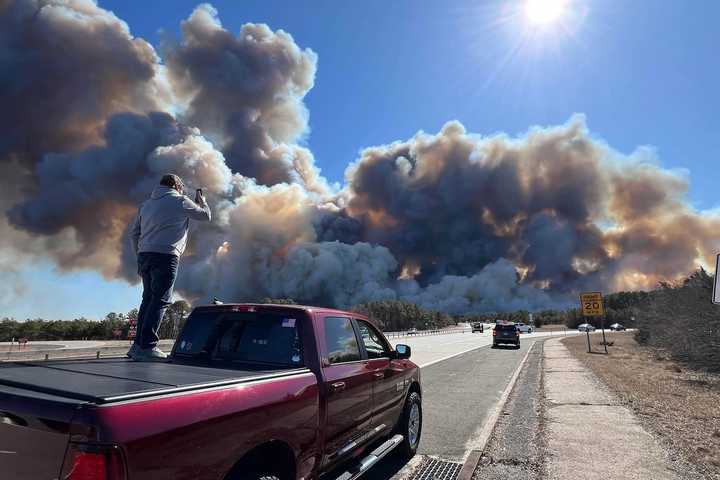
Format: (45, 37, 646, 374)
(195, 188, 206, 205)
(183, 190, 211, 221)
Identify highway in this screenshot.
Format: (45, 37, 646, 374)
(370, 327, 581, 479)
(393, 326, 574, 367)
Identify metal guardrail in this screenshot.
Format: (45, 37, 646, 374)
(383, 327, 477, 339)
(2, 340, 175, 362)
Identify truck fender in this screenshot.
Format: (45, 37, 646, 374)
(393, 379, 421, 432)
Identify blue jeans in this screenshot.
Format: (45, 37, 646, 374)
(135, 253, 179, 349)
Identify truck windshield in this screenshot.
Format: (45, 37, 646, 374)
(174, 310, 303, 367)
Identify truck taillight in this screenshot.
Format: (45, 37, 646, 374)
(492, 330, 497, 336)
(60, 443, 126, 480)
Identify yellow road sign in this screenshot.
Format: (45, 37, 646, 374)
(580, 292, 604, 316)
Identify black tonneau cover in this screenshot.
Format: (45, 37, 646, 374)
(0, 358, 307, 404)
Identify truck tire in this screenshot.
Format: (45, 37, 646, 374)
(397, 391, 422, 458)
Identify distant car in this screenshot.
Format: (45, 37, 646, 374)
(516, 323, 533, 334)
(472, 322, 484, 333)
(493, 323, 520, 349)
(578, 323, 596, 332)
(407, 328, 418, 335)
(609, 323, 626, 331)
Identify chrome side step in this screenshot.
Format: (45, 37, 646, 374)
(334, 434, 404, 480)
(336, 424, 387, 458)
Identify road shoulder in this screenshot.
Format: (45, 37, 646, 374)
(471, 340, 545, 479)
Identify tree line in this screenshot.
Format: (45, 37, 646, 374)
(262, 298, 462, 331)
(0, 295, 642, 343)
(632, 269, 719, 372)
(351, 300, 456, 331)
(0, 301, 190, 342)
(3, 273, 718, 374)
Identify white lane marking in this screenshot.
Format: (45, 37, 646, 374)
(418, 343, 490, 368)
(415, 331, 576, 369)
(461, 340, 536, 460)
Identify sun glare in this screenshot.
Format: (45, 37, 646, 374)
(525, 0, 568, 25)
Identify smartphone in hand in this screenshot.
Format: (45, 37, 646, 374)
(195, 188, 203, 203)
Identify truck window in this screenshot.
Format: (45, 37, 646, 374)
(324, 317, 361, 364)
(176, 311, 303, 367)
(213, 315, 302, 366)
(356, 319, 391, 359)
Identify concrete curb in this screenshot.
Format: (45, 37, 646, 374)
(457, 340, 537, 480)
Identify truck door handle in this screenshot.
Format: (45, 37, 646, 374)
(373, 372, 385, 379)
(331, 382, 346, 392)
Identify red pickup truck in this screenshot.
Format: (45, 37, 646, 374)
(0, 304, 422, 480)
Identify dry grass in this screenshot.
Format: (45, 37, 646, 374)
(534, 324, 569, 332)
(562, 332, 720, 478)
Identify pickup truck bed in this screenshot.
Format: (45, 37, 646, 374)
(0, 358, 305, 404)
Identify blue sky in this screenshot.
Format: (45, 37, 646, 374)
(5, 0, 719, 320)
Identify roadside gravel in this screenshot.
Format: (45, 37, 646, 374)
(472, 341, 545, 480)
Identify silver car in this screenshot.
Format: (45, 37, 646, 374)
(577, 323, 596, 332)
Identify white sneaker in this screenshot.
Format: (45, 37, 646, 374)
(132, 347, 168, 362)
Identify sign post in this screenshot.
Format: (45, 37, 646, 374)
(713, 254, 720, 305)
(580, 292, 607, 354)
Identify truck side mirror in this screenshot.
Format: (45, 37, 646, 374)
(395, 344, 411, 359)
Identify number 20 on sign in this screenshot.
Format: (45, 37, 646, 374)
(580, 292, 604, 316)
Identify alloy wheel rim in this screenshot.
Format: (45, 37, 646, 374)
(408, 403, 420, 447)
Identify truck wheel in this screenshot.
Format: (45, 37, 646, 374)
(397, 392, 422, 458)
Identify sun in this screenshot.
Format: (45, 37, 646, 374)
(525, 0, 568, 25)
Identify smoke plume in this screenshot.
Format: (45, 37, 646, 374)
(338, 118, 720, 297)
(2, 0, 718, 315)
(163, 4, 325, 192)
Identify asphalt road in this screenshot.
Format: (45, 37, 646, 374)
(393, 327, 575, 368)
(417, 339, 535, 461)
(366, 329, 580, 479)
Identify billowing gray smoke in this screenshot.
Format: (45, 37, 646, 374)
(2, 0, 718, 315)
(163, 4, 326, 193)
(338, 118, 720, 297)
(0, 0, 170, 164)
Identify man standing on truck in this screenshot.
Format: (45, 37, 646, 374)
(128, 174, 211, 361)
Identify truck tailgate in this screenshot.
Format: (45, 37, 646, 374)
(0, 385, 83, 480)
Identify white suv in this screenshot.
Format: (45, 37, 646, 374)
(516, 323, 533, 333)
